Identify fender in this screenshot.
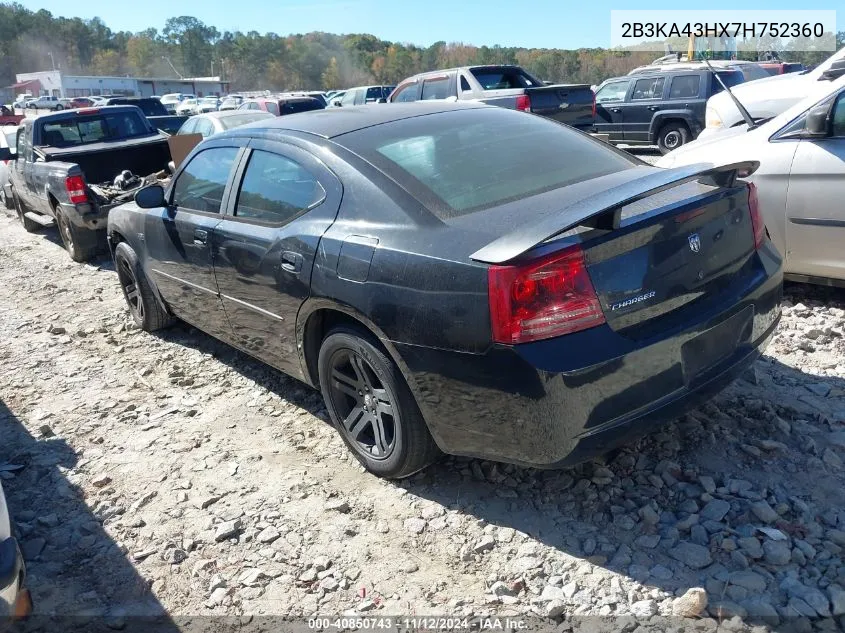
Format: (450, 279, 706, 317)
(649, 109, 699, 142)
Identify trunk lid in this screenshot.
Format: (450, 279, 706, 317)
(584, 182, 757, 334)
(526, 84, 594, 127)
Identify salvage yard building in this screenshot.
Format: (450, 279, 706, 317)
(9, 70, 229, 99)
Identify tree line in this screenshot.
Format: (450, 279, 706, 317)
(1, 3, 842, 93)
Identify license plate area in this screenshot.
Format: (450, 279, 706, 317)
(682, 306, 754, 385)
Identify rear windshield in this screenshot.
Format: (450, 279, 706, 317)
(711, 71, 745, 95)
(342, 108, 635, 218)
(39, 112, 152, 147)
(265, 102, 280, 116)
(281, 100, 323, 115)
(219, 112, 273, 129)
(109, 99, 166, 116)
(470, 67, 542, 90)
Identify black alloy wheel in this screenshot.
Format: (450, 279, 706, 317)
(327, 347, 397, 460)
(117, 254, 144, 323)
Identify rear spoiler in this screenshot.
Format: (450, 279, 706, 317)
(470, 161, 759, 264)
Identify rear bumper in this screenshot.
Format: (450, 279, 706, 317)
(397, 242, 783, 468)
(60, 201, 108, 232)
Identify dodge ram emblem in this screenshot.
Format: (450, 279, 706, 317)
(688, 233, 701, 253)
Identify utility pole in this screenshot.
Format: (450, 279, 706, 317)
(47, 51, 56, 70)
(161, 56, 184, 80)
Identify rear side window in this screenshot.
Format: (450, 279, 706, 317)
(392, 83, 418, 103)
(470, 67, 540, 90)
(344, 107, 635, 218)
(710, 72, 743, 95)
(265, 102, 280, 116)
(172, 147, 239, 214)
(460, 76, 471, 91)
(669, 75, 701, 99)
(177, 118, 198, 135)
(422, 77, 451, 100)
(595, 81, 629, 103)
(366, 87, 382, 101)
(235, 150, 325, 223)
(631, 76, 665, 100)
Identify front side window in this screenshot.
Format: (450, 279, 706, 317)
(832, 93, 845, 137)
(631, 76, 665, 100)
(172, 147, 239, 214)
(234, 150, 325, 224)
(422, 77, 451, 100)
(341, 90, 357, 106)
(595, 81, 630, 103)
(366, 87, 382, 101)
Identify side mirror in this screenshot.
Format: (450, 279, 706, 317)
(821, 60, 845, 81)
(332, 100, 342, 107)
(0, 147, 15, 162)
(805, 105, 830, 136)
(135, 184, 166, 209)
(376, 98, 387, 104)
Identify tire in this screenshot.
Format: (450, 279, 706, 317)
(12, 191, 40, 233)
(114, 241, 174, 331)
(657, 122, 691, 155)
(318, 327, 440, 479)
(55, 104, 63, 110)
(55, 207, 99, 262)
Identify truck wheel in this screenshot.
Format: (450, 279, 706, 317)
(114, 241, 174, 331)
(55, 208, 98, 262)
(318, 326, 441, 479)
(12, 191, 41, 233)
(55, 104, 63, 110)
(657, 122, 690, 154)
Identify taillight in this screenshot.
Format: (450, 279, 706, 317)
(591, 91, 596, 118)
(65, 175, 88, 204)
(488, 246, 605, 345)
(515, 94, 531, 112)
(76, 108, 100, 115)
(747, 182, 765, 249)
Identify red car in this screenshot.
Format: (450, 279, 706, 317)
(69, 97, 96, 109)
(237, 96, 324, 116)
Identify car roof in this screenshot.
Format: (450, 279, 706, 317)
(218, 101, 489, 139)
(202, 109, 268, 119)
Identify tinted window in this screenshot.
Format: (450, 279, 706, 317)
(470, 67, 540, 89)
(280, 99, 323, 114)
(366, 87, 382, 101)
(39, 112, 150, 147)
(669, 75, 701, 99)
(235, 150, 325, 223)
(710, 72, 743, 95)
(595, 81, 629, 103)
(737, 65, 769, 82)
(392, 84, 418, 103)
(460, 76, 471, 91)
(343, 108, 634, 219)
(832, 93, 845, 137)
(422, 77, 451, 100)
(108, 99, 166, 116)
(172, 147, 239, 213)
(631, 76, 665, 100)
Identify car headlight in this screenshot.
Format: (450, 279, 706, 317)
(705, 106, 722, 129)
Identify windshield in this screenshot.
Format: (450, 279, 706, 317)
(342, 108, 635, 219)
(39, 112, 152, 147)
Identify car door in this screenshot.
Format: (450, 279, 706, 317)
(211, 139, 342, 379)
(420, 74, 455, 101)
(142, 141, 243, 341)
(784, 91, 845, 280)
(12, 126, 32, 208)
(340, 89, 358, 107)
(593, 80, 630, 141)
(390, 81, 420, 103)
(620, 75, 666, 142)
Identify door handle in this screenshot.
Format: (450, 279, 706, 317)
(193, 229, 208, 245)
(610, 108, 622, 113)
(280, 251, 303, 273)
(648, 106, 659, 111)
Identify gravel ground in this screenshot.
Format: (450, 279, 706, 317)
(1, 205, 845, 632)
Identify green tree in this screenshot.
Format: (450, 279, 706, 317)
(321, 57, 340, 90)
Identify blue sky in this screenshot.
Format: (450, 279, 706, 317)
(21, 0, 845, 49)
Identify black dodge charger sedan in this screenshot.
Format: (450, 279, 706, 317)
(106, 102, 782, 478)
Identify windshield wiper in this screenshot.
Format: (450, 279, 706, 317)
(704, 58, 758, 131)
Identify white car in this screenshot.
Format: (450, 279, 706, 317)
(195, 97, 221, 113)
(657, 74, 845, 285)
(700, 47, 845, 140)
(175, 99, 199, 116)
(25, 95, 62, 110)
(159, 93, 184, 114)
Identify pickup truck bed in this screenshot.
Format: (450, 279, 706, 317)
(2, 106, 172, 262)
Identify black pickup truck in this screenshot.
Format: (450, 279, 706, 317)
(388, 65, 595, 130)
(0, 106, 172, 262)
(104, 97, 189, 135)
